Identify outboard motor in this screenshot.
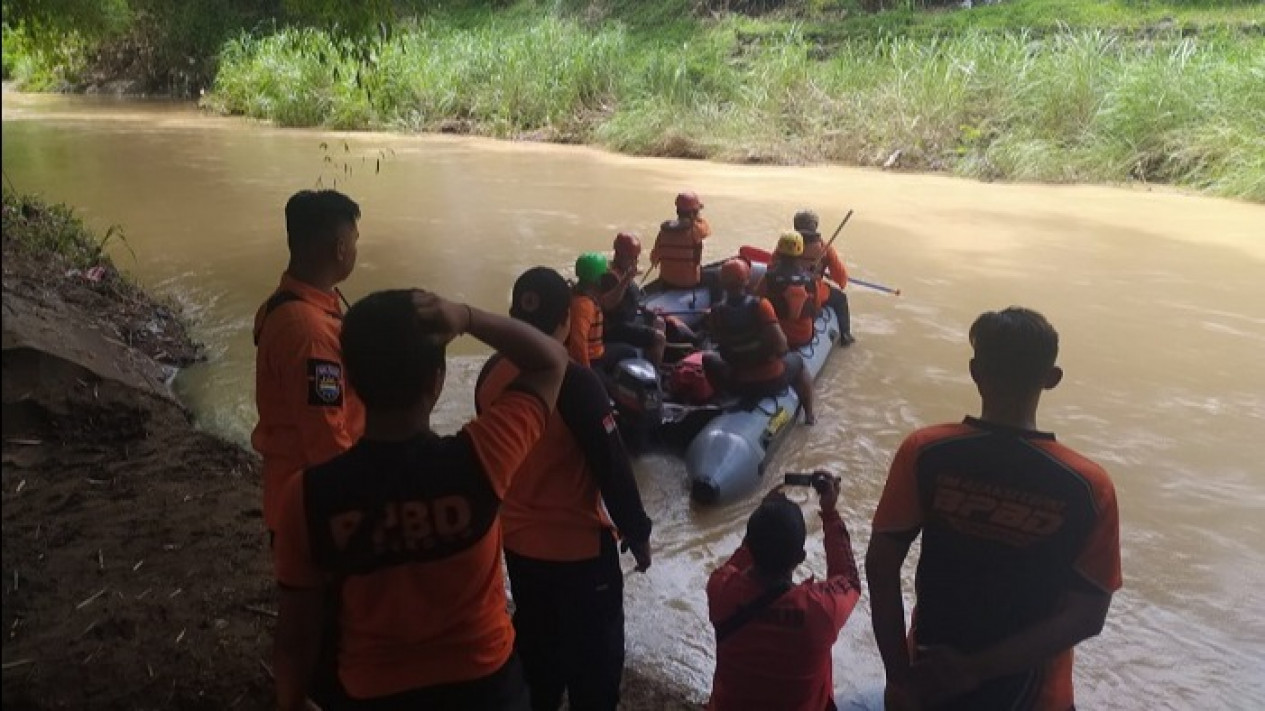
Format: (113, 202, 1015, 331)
(607, 357, 663, 449)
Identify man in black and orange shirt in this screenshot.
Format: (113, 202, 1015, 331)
(252, 189, 365, 537)
(867, 307, 1122, 711)
(271, 288, 568, 710)
(476, 266, 652, 711)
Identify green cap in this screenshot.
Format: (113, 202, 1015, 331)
(575, 252, 609, 285)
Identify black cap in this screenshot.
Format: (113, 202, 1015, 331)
(745, 496, 806, 573)
(510, 266, 571, 333)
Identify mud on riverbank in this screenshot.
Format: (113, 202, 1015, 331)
(0, 194, 701, 709)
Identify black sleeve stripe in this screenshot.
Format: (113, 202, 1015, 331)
(474, 354, 504, 416)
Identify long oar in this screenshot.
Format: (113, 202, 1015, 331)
(849, 277, 901, 296)
(811, 209, 854, 276)
(638, 262, 659, 287)
(739, 246, 901, 297)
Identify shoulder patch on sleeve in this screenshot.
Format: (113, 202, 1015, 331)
(307, 358, 344, 406)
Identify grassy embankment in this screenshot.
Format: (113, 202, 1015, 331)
(6, 1, 1265, 201)
(1, 186, 127, 268)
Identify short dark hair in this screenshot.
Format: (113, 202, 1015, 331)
(285, 190, 360, 257)
(341, 289, 446, 410)
(745, 497, 806, 575)
(969, 307, 1059, 389)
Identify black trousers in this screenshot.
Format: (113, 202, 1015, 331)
(327, 655, 530, 711)
(504, 532, 626, 711)
(826, 287, 852, 336)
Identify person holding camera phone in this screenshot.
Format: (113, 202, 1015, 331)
(706, 472, 862, 711)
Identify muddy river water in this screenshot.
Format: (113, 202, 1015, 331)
(4, 92, 1263, 709)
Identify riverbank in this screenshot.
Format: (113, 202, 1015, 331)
(4, 0, 1263, 202)
(0, 190, 701, 709)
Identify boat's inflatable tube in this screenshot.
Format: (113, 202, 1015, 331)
(687, 305, 841, 503)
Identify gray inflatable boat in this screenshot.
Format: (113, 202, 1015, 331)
(636, 263, 843, 504)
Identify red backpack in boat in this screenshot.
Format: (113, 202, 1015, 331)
(669, 351, 714, 404)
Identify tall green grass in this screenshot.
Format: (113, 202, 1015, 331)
(206, 16, 1265, 201)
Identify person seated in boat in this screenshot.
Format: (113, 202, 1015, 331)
(650, 191, 712, 290)
(794, 209, 855, 346)
(704, 258, 816, 425)
(757, 232, 821, 351)
(707, 473, 862, 711)
(600, 232, 668, 367)
(570, 252, 638, 373)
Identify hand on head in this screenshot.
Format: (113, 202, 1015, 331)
(410, 289, 470, 344)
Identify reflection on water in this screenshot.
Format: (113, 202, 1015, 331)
(4, 91, 1265, 708)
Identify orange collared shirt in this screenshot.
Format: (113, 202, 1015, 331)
(252, 273, 364, 531)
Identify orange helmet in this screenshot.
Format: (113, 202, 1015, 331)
(719, 258, 750, 290)
(675, 191, 703, 213)
(613, 232, 641, 259)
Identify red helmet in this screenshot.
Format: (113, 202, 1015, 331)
(613, 232, 641, 259)
(675, 191, 703, 213)
(719, 258, 750, 289)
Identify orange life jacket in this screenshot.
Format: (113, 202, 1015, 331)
(652, 216, 710, 288)
(764, 261, 818, 348)
(568, 292, 605, 365)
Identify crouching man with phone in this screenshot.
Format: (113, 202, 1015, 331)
(706, 472, 862, 711)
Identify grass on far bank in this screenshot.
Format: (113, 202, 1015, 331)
(205, 12, 1265, 201)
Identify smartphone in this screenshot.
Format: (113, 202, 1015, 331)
(783, 472, 816, 487)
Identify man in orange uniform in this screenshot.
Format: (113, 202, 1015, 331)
(272, 288, 568, 710)
(252, 189, 365, 538)
(477, 266, 653, 711)
(794, 210, 854, 345)
(707, 473, 862, 710)
(867, 307, 1121, 710)
(650, 191, 711, 289)
(704, 259, 816, 424)
(570, 252, 636, 373)
(759, 232, 820, 350)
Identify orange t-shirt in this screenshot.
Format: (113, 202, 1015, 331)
(476, 358, 651, 561)
(872, 418, 1122, 710)
(800, 243, 848, 306)
(252, 273, 364, 531)
(568, 292, 605, 366)
(273, 389, 548, 699)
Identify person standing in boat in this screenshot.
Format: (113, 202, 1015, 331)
(650, 191, 711, 289)
(758, 232, 821, 351)
(793, 209, 855, 345)
(569, 252, 637, 373)
(704, 258, 816, 424)
(867, 307, 1121, 710)
(599, 232, 668, 367)
(477, 266, 653, 711)
(707, 473, 862, 710)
